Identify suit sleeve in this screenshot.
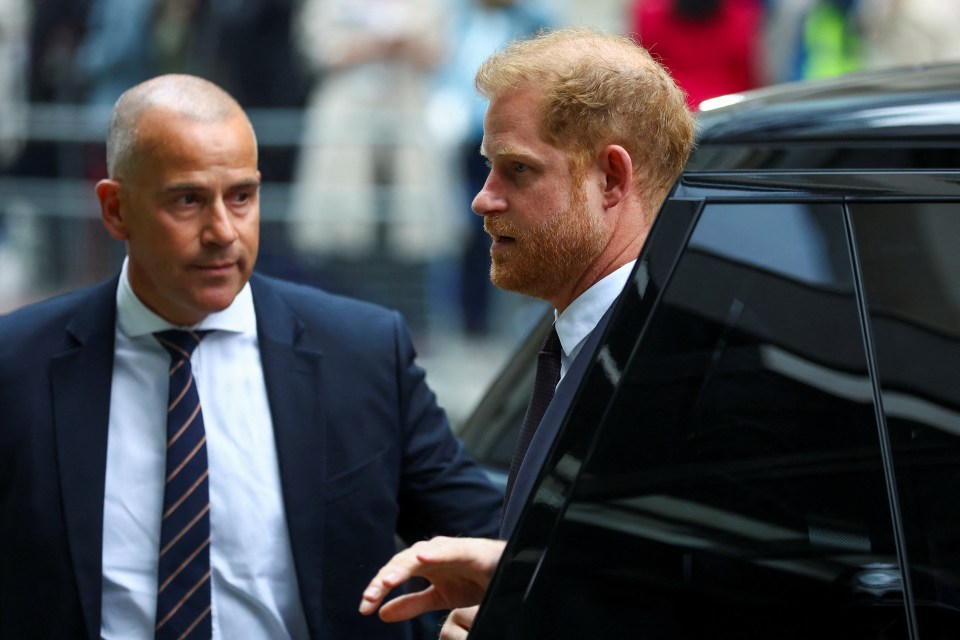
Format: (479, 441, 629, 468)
(389, 311, 503, 542)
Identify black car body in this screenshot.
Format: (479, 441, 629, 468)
(461, 63, 960, 639)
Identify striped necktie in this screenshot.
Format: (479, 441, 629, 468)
(154, 330, 212, 640)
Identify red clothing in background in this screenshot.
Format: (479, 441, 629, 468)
(631, 0, 763, 109)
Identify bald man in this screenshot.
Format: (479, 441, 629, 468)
(0, 74, 501, 639)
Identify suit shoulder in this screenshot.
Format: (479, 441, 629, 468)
(251, 273, 402, 329)
(0, 283, 105, 336)
(0, 279, 116, 362)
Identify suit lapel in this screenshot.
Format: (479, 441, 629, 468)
(50, 277, 119, 639)
(249, 275, 326, 634)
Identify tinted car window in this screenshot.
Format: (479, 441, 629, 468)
(474, 202, 905, 639)
(851, 202, 960, 634)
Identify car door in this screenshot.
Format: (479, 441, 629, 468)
(849, 199, 960, 639)
(470, 173, 960, 640)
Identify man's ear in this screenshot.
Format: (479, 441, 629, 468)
(96, 179, 129, 240)
(598, 144, 633, 210)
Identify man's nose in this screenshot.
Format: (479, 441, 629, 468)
(202, 200, 239, 245)
(471, 176, 507, 217)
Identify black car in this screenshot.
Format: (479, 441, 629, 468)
(459, 63, 960, 639)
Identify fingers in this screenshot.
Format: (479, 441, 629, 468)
(358, 570, 409, 615)
(415, 538, 506, 578)
(359, 553, 420, 615)
(440, 606, 479, 640)
(413, 536, 481, 564)
(411, 537, 506, 593)
(377, 586, 443, 623)
(358, 536, 507, 617)
(359, 537, 457, 616)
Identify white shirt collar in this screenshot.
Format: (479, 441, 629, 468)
(554, 260, 636, 360)
(115, 257, 256, 338)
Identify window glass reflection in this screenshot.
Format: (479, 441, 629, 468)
(852, 202, 960, 636)
(689, 203, 852, 289)
(518, 203, 902, 639)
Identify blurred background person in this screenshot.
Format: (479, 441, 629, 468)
(0, 0, 29, 171)
(795, 0, 862, 79)
(73, 0, 220, 110)
(208, 0, 308, 184)
(629, 0, 765, 109)
(858, 0, 960, 69)
(762, 0, 862, 83)
(0, 0, 30, 303)
(21, 0, 88, 109)
(429, 0, 555, 339)
(3, 0, 89, 297)
(74, 0, 217, 173)
(288, 0, 457, 338)
(73, 0, 164, 109)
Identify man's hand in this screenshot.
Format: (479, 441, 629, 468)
(440, 606, 479, 640)
(358, 536, 506, 622)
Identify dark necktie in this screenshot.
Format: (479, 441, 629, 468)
(154, 330, 212, 640)
(503, 325, 562, 507)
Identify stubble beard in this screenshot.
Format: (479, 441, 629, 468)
(487, 181, 607, 302)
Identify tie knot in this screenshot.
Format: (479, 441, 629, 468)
(154, 330, 210, 361)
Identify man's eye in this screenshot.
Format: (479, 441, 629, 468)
(176, 194, 199, 206)
(514, 163, 528, 173)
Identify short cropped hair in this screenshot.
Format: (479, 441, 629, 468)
(475, 28, 695, 211)
(106, 74, 255, 179)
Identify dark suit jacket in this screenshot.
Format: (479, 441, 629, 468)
(0, 272, 502, 639)
(499, 305, 615, 538)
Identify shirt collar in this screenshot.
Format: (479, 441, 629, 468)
(554, 260, 636, 358)
(115, 257, 256, 338)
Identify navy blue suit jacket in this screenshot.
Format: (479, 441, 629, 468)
(0, 272, 502, 639)
(499, 305, 615, 538)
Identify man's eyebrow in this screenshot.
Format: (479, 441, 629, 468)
(480, 144, 537, 162)
(159, 178, 261, 195)
(158, 182, 206, 196)
(230, 178, 261, 190)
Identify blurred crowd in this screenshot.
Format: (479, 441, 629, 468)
(2, 0, 960, 343)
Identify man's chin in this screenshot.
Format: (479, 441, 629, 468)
(192, 285, 243, 315)
(490, 266, 539, 298)
(489, 264, 517, 293)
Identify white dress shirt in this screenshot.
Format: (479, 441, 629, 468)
(555, 261, 636, 380)
(101, 260, 310, 639)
